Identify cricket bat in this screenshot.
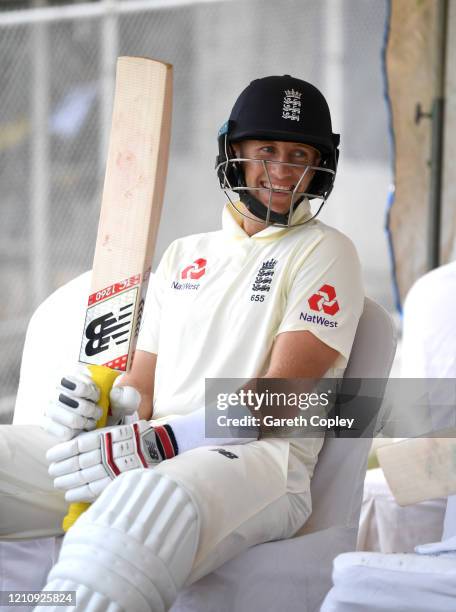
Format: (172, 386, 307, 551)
(63, 56, 172, 531)
(377, 430, 456, 506)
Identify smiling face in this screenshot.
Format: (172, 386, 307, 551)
(232, 139, 321, 215)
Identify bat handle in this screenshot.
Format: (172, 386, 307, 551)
(62, 364, 121, 532)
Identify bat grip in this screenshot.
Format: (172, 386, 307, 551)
(62, 364, 121, 532)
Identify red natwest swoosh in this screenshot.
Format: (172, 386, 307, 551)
(182, 258, 207, 280)
(308, 284, 339, 316)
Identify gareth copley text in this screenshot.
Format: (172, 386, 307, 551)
(217, 413, 355, 430)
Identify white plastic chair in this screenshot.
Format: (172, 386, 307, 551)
(172, 295, 397, 612)
(11, 273, 397, 612)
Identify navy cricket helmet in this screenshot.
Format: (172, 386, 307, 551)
(216, 75, 340, 224)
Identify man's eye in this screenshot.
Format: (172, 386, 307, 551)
(259, 146, 274, 154)
(294, 150, 310, 160)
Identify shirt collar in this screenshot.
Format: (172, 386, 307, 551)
(222, 199, 312, 240)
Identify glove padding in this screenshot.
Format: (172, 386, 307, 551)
(47, 420, 178, 502)
(42, 365, 140, 441)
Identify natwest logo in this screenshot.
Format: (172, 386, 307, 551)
(181, 258, 207, 280)
(308, 284, 339, 316)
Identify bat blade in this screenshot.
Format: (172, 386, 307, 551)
(377, 431, 456, 506)
(79, 56, 172, 373)
(63, 57, 172, 532)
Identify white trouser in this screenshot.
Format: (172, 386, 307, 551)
(0, 425, 311, 582)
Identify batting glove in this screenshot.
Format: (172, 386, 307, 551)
(47, 420, 178, 502)
(41, 365, 140, 441)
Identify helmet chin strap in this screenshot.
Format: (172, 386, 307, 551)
(237, 187, 305, 226)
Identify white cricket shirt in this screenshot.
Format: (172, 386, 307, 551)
(138, 200, 364, 422)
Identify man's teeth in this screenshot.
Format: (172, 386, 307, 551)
(261, 182, 294, 191)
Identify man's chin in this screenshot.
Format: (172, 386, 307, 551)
(257, 196, 295, 215)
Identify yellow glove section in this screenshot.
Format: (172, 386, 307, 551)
(62, 364, 121, 532)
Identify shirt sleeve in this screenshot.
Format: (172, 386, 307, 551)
(136, 243, 174, 355)
(277, 228, 364, 365)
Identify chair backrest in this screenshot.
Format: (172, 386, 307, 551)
(299, 297, 397, 535)
(14, 271, 91, 425)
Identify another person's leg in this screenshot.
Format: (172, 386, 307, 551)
(0, 425, 67, 539)
(321, 551, 456, 612)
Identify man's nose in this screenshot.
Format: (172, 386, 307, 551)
(268, 157, 293, 179)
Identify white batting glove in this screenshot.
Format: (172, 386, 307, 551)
(41, 365, 140, 441)
(109, 381, 141, 425)
(47, 421, 178, 502)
